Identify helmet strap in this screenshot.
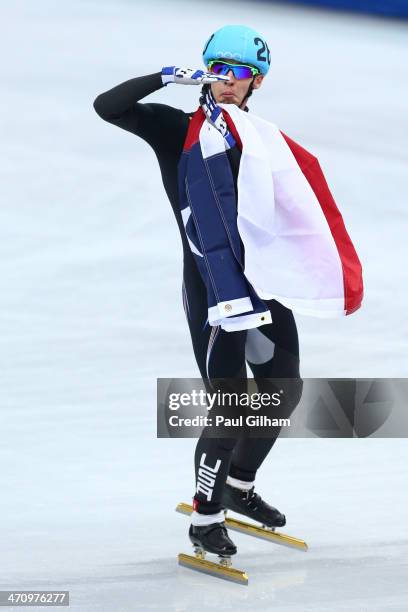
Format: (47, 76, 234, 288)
(239, 75, 256, 110)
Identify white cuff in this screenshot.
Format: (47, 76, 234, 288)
(221, 309, 272, 332)
(191, 510, 225, 526)
(226, 476, 255, 491)
(208, 296, 253, 324)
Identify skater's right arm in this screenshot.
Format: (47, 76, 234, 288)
(93, 72, 185, 152)
(93, 68, 228, 152)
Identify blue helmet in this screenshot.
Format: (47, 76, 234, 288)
(202, 25, 271, 76)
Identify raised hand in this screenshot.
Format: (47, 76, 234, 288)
(161, 66, 229, 86)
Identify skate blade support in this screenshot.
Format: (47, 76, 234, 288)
(176, 502, 308, 552)
(178, 552, 249, 585)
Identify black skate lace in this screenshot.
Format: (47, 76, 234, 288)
(207, 522, 228, 536)
(244, 487, 262, 510)
(220, 524, 228, 536)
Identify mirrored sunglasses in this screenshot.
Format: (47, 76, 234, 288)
(208, 60, 260, 80)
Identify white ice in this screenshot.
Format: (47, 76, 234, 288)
(1, 0, 407, 610)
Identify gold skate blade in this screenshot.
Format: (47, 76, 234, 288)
(176, 502, 308, 552)
(178, 553, 248, 585)
(225, 515, 308, 551)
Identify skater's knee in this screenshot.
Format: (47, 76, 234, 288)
(287, 377, 303, 409)
(256, 376, 303, 412)
(280, 377, 303, 418)
(271, 377, 303, 421)
(218, 437, 238, 452)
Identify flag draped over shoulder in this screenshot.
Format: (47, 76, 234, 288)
(279, 132, 363, 315)
(178, 101, 363, 330)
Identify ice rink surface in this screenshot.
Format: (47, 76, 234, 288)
(1, 0, 407, 609)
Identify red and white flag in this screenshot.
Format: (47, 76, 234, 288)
(220, 105, 364, 317)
